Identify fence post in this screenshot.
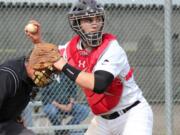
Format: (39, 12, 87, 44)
(164, 0, 173, 135)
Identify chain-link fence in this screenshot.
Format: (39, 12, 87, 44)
(0, 0, 180, 135)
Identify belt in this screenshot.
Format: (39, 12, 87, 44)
(101, 100, 140, 120)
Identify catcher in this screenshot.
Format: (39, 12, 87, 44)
(0, 43, 60, 135)
(25, 0, 153, 135)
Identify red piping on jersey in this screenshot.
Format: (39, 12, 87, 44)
(125, 68, 133, 81)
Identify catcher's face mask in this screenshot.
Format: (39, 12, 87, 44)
(32, 66, 57, 87)
(68, 0, 105, 47)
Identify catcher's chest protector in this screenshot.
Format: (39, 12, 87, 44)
(65, 34, 123, 114)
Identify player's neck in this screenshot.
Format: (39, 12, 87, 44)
(81, 41, 93, 52)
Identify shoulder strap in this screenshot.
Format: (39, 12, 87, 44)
(0, 67, 19, 96)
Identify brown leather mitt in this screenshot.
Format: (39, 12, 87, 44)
(29, 42, 61, 87)
(29, 42, 60, 70)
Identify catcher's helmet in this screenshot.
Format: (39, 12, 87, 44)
(68, 0, 105, 47)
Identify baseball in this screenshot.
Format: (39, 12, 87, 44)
(25, 23, 38, 33)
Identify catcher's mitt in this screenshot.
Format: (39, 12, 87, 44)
(29, 42, 61, 87)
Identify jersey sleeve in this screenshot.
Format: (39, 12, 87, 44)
(0, 71, 16, 109)
(94, 40, 131, 78)
(58, 41, 69, 61)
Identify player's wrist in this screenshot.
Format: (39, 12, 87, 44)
(53, 57, 66, 71)
(62, 63, 81, 81)
(33, 39, 43, 44)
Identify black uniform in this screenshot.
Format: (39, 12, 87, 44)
(0, 56, 35, 135)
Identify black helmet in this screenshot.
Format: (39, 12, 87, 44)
(68, 0, 105, 47)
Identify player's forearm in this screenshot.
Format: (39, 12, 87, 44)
(32, 38, 43, 44)
(54, 58, 114, 92)
(54, 58, 95, 90)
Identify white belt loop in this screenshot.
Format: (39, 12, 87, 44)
(118, 110, 124, 115)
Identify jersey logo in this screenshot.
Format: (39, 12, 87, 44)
(78, 60, 86, 69)
(102, 59, 109, 65)
(79, 50, 89, 56)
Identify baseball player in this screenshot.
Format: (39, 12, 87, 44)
(25, 0, 153, 135)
